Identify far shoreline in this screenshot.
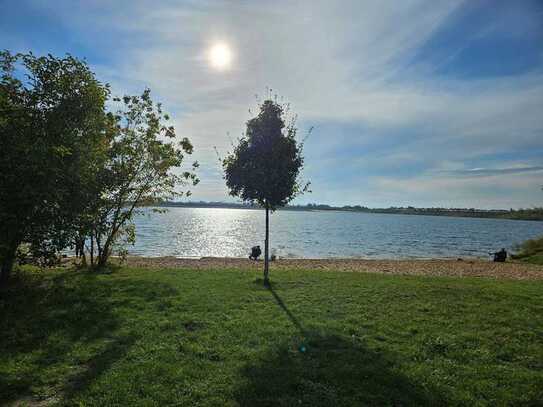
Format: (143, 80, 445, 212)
(154, 203, 543, 222)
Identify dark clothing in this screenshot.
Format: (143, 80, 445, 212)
(493, 249, 507, 262)
(249, 246, 262, 260)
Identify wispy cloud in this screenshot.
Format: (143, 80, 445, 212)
(443, 166, 543, 177)
(6, 0, 543, 207)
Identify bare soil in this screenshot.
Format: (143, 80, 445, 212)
(120, 256, 543, 280)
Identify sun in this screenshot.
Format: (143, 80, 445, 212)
(208, 42, 233, 70)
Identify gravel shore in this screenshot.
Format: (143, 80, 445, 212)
(122, 256, 543, 280)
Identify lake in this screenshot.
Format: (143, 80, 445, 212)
(129, 207, 543, 259)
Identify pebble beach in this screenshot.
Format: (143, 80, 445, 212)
(121, 256, 543, 281)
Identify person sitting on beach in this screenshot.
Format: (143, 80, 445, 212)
(493, 248, 507, 262)
(249, 245, 262, 260)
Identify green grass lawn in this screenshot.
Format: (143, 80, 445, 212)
(1, 266, 543, 406)
(518, 254, 543, 265)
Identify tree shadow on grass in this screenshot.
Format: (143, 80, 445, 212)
(0, 268, 176, 405)
(269, 286, 307, 336)
(235, 287, 443, 406)
(60, 333, 137, 403)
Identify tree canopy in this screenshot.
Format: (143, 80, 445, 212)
(223, 100, 308, 211)
(87, 90, 199, 267)
(0, 51, 110, 280)
(0, 50, 197, 283)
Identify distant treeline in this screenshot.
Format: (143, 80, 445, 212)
(158, 201, 543, 221)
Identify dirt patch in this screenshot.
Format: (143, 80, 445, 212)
(120, 256, 543, 281)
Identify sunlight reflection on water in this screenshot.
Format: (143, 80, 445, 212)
(130, 207, 543, 259)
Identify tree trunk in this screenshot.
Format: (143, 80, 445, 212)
(76, 233, 85, 259)
(97, 240, 111, 268)
(96, 233, 102, 263)
(90, 233, 94, 266)
(264, 204, 270, 286)
(97, 225, 117, 268)
(0, 241, 18, 286)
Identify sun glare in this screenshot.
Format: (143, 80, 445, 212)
(208, 42, 233, 70)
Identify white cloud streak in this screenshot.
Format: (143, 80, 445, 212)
(26, 0, 543, 207)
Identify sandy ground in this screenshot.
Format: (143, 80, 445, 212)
(120, 256, 543, 281)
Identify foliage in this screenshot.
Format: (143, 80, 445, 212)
(0, 50, 198, 280)
(82, 89, 199, 267)
(0, 50, 109, 282)
(504, 207, 543, 221)
(1, 265, 542, 405)
(512, 236, 543, 264)
(223, 99, 308, 211)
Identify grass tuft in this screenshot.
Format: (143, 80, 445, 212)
(513, 236, 543, 264)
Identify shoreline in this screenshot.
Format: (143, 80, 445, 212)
(155, 203, 543, 222)
(117, 256, 543, 280)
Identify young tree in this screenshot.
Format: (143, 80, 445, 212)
(223, 99, 309, 285)
(0, 51, 109, 284)
(88, 89, 199, 267)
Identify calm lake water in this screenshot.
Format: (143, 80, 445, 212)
(129, 207, 543, 259)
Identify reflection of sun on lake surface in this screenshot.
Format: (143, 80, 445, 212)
(132, 207, 543, 259)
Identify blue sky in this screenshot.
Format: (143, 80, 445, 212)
(2, 0, 543, 208)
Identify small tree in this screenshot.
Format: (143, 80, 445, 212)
(88, 89, 199, 267)
(223, 99, 309, 285)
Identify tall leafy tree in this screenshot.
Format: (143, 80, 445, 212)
(0, 51, 109, 284)
(88, 89, 199, 267)
(223, 99, 309, 285)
